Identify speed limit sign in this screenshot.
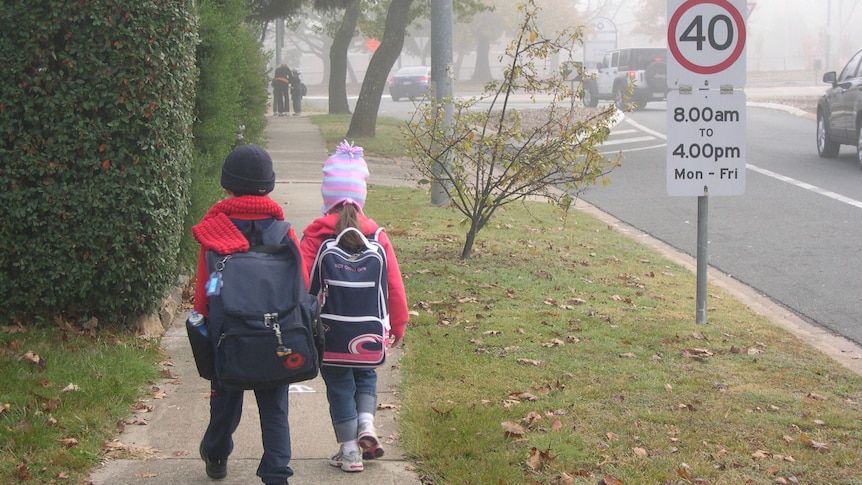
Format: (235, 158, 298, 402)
(667, 0, 747, 88)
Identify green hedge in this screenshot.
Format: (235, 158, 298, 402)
(181, 0, 270, 269)
(0, 0, 198, 324)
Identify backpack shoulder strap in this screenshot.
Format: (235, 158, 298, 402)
(261, 220, 291, 245)
(369, 227, 384, 242)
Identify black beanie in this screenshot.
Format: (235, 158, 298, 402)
(221, 144, 276, 196)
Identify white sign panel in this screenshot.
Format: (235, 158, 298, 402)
(666, 89, 746, 196)
(667, 0, 747, 88)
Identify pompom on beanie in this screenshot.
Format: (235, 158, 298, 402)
(321, 141, 369, 214)
(221, 144, 276, 196)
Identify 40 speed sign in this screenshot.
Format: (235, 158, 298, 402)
(666, 0, 746, 197)
(667, 0, 746, 88)
(666, 89, 745, 196)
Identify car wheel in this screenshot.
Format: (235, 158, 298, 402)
(391, 93, 400, 102)
(816, 111, 840, 158)
(613, 86, 627, 111)
(582, 87, 598, 108)
(857, 124, 862, 169)
(632, 96, 648, 111)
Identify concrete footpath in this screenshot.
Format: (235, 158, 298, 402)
(87, 115, 423, 485)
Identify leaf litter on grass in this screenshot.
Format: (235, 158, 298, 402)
(371, 188, 862, 485)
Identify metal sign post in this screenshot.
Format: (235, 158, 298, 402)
(666, 0, 747, 324)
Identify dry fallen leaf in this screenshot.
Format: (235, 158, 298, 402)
(58, 438, 78, 448)
(800, 434, 830, 451)
(19, 351, 42, 365)
(541, 338, 565, 347)
(633, 447, 648, 457)
(501, 421, 526, 438)
(682, 348, 713, 360)
(61, 383, 79, 393)
(751, 449, 771, 460)
(525, 446, 557, 471)
(16, 463, 31, 480)
(598, 474, 624, 485)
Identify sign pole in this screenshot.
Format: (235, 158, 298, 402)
(696, 190, 708, 324)
(666, 0, 747, 324)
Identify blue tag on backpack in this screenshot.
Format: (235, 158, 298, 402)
(206, 271, 222, 296)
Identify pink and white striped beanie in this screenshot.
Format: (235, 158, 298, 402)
(321, 141, 369, 214)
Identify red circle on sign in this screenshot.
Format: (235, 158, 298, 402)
(668, 0, 746, 75)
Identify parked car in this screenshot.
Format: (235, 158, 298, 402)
(816, 48, 862, 167)
(581, 48, 668, 110)
(388, 66, 430, 101)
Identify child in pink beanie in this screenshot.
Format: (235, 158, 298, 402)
(299, 141, 409, 473)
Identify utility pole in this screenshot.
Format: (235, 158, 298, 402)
(430, 0, 453, 207)
(276, 18, 284, 66)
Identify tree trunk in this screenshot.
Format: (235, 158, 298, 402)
(346, 0, 413, 139)
(328, 0, 360, 114)
(470, 32, 492, 83)
(461, 222, 478, 260)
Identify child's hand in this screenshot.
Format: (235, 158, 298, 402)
(390, 335, 403, 348)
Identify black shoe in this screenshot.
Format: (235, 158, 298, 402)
(199, 444, 227, 479)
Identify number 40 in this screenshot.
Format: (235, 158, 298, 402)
(679, 14, 734, 51)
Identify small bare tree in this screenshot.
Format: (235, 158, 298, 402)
(405, 0, 621, 259)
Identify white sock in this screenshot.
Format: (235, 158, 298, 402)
(358, 412, 374, 427)
(341, 440, 359, 455)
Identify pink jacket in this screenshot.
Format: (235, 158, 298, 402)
(300, 213, 409, 340)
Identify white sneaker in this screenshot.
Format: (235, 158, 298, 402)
(329, 449, 363, 472)
(357, 422, 384, 460)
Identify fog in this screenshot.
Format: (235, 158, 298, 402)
(275, 0, 862, 86)
(614, 0, 862, 73)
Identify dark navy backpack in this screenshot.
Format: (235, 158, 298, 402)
(309, 227, 389, 368)
(205, 220, 323, 390)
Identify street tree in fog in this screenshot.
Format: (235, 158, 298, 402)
(630, 0, 667, 41)
(345, 0, 414, 138)
(346, 0, 492, 138)
(406, 0, 620, 259)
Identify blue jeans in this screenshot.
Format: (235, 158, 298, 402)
(320, 365, 377, 443)
(201, 382, 293, 484)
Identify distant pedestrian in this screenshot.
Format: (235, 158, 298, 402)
(272, 64, 291, 116)
(192, 144, 301, 485)
(289, 67, 303, 116)
(300, 142, 409, 473)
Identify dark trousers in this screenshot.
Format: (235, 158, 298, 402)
(273, 83, 290, 114)
(201, 382, 293, 484)
(290, 86, 302, 114)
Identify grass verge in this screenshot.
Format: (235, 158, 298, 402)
(311, 113, 409, 158)
(0, 324, 162, 483)
(363, 186, 862, 484)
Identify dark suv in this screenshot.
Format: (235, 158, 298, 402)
(582, 47, 668, 110)
(816, 48, 862, 167)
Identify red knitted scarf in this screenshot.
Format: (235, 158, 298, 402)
(192, 196, 284, 254)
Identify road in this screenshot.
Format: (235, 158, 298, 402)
(352, 93, 861, 346)
(577, 101, 862, 346)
